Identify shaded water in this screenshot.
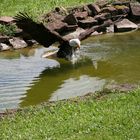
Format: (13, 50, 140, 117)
(0, 31, 140, 112)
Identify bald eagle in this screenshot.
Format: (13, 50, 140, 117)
(14, 12, 111, 59)
(14, 12, 81, 59)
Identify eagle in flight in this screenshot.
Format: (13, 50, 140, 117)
(14, 12, 81, 59)
(14, 12, 110, 59)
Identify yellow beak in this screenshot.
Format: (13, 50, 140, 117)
(77, 44, 80, 49)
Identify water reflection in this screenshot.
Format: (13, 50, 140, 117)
(0, 46, 59, 112)
(20, 58, 106, 107)
(0, 47, 36, 59)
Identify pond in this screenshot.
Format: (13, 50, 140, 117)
(0, 30, 140, 112)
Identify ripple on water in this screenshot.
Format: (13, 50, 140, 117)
(1, 31, 140, 112)
(0, 47, 59, 112)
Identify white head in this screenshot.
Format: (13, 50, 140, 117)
(69, 38, 81, 49)
(68, 38, 81, 60)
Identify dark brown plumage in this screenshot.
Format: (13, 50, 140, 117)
(14, 12, 112, 59)
(14, 12, 73, 58)
(14, 12, 68, 48)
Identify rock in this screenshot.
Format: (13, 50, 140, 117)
(83, 5, 93, 16)
(47, 20, 78, 34)
(0, 43, 11, 51)
(65, 25, 78, 32)
(115, 5, 130, 15)
(47, 20, 67, 33)
(130, 3, 140, 19)
(114, 18, 138, 32)
(91, 31, 103, 36)
(78, 17, 98, 28)
(42, 12, 64, 22)
(136, 21, 140, 29)
(74, 11, 88, 20)
(9, 37, 28, 49)
(63, 28, 85, 40)
(111, 14, 127, 22)
(0, 16, 14, 25)
(87, 4, 101, 16)
(63, 14, 78, 25)
(0, 36, 9, 43)
(26, 39, 38, 46)
(112, 1, 130, 7)
(54, 6, 68, 15)
(96, 0, 110, 8)
(101, 6, 118, 16)
(94, 13, 111, 23)
(106, 24, 114, 33)
(67, 5, 86, 13)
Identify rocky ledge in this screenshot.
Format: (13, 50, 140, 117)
(0, 1, 140, 51)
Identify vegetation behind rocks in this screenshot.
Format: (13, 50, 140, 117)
(0, 0, 95, 17)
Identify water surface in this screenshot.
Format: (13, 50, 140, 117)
(0, 31, 140, 112)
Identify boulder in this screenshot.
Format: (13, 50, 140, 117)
(63, 28, 85, 40)
(74, 11, 88, 20)
(78, 17, 98, 28)
(63, 14, 78, 25)
(42, 12, 64, 22)
(65, 25, 78, 32)
(54, 6, 68, 15)
(94, 13, 111, 23)
(114, 18, 138, 32)
(0, 43, 11, 51)
(112, 1, 130, 7)
(96, 0, 110, 8)
(91, 31, 103, 36)
(115, 5, 130, 15)
(130, 3, 140, 19)
(67, 5, 86, 13)
(47, 20, 67, 33)
(136, 21, 140, 29)
(26, 40, 38, 46)
(9, 37, 28, 49)
(0, 16, 14, 25)
(0, 36, 9, 43)
(106, 24, 114, 33)
(47, 20, 77, 33)
(101, 6, 118, 16)
(83, 5, 93, 16)
(87, 4, 101, 16)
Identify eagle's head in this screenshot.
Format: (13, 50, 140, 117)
(57, 38, 81, 60)
(69, 38, 81, 50)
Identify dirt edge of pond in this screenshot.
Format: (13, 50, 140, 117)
(0, 83, 138, 118)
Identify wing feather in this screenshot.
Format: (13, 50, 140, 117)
(14, 12, 67, 47)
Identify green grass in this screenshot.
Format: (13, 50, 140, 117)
(0, 24, 17, 36)
(0, 0, 95, 17)
(0, 89, 140, 140)
(0, 0, 140, 140)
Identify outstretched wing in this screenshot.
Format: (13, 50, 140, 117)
(14, 12, 67, 47)
(78, 20, 113, 41)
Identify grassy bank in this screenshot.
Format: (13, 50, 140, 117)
(0, 0, 95, 17)
(0, 89, 140, 140)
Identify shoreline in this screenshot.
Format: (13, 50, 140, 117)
(0, 83, 138, 116)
